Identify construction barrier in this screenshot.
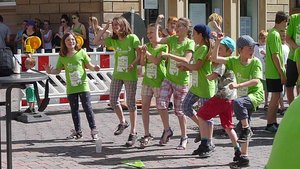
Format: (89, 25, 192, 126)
(15, 48, 126, 111)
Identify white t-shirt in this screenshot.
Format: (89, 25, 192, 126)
(254, 44, 266, 79)
(282, 43, 290, 65)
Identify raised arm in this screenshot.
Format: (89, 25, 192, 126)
(210, 33, 228, 64)
(93, 21, 111, 46)
(155, 15, 168, 44)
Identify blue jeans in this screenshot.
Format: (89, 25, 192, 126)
(67, 92, 96, 132)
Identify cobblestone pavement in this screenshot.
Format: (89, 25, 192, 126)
(0, 87, 285, 169)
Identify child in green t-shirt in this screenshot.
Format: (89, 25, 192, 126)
(265, 11, 288, 133)
(23, 55, 37, 113)
(155, 15, 195, 149)
(194, 36, 240, 161)
(176, 24, 215, 150)
(211, 34, 264, 168)
(138, 23, 168, 148)
(93, 16, 141, 147)
(44, 32, 100, 141)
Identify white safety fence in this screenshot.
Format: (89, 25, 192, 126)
(14, 49, 127, 111)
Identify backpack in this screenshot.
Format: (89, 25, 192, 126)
(0, 48, 14, 77)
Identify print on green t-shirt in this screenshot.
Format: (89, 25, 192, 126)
(166, 35, 195, 86)
(265, 28, 285, 79)
(189, 45, 215, 98)
(56, 49, 90, 94)
(226, 56, 264, 109)
(142, 43, 168, 88)
(105, 34, 140, 81)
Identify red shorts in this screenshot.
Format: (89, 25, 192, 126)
(197, 96, 234, 129)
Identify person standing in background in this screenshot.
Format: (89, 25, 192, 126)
(71, 12, 86, 47)
(207, 13, 222, 33)
(41, 20, 53, 53)
(0, 15, 11, 49)
(254, 30, 268, 110)
(286, 13, 300, 104)
(52, 14, 71, 50)
(88, 16, 110, 52)
(14, 20, 27, 53)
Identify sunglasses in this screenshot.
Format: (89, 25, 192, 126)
(60, 20, 66, 23)
(72, 17, 77, 20)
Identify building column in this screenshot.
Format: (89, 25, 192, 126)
(223, 0, 239, 43)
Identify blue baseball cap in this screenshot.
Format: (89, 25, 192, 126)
(236, 35, 258, 49)
(194, 24, 211, 39)
(220, 36, 236, 52)
(27, 20, 35, 26)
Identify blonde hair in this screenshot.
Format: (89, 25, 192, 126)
(208, 13, 223, 25)
(89, 16, 101, 35)
(259, 30, 268, 37)
(167, 16, 178, 23)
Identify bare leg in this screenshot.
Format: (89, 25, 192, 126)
(141, 95, 152, 136)
(266, 92, 280, 124)
(114, 105, 125, 123)
(286, 87, 295, 105)
(129, 110, 137, 134)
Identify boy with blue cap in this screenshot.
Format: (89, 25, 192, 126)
(194, 36, 240, 161)
(211, 34, 264, 168)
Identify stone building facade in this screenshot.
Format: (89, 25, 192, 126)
(0, 0, 292, 50)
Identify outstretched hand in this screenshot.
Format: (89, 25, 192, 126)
(94, 65, 100, 71)
(43, 64, 53, 74)
(156, 14, 164, 23)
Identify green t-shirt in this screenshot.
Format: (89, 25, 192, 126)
(142, 43, 168, 87)
(166, 35, 195, 86)
(287, 13, 300, 61)
(226, 56, 264, 109)
(189, 45, 215, 98)
(266, 28, 285, 79)
(265, 96, 300, 169)
(56, 49, 90, 95)
(105, 34, 140, 81)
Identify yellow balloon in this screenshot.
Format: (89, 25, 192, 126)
(76, 36, 84, 48)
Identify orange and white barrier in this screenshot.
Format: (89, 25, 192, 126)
(15, 48, 126, 111)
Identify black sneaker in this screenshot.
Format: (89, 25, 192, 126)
(265, 123, 278, 133)
(233, 149, 241, 162)
(114, 121, 129, 135)
(168, 102, 173, 110)
(237, 128, 253, 143)
(198, 143, 215, 158)
(125, 133, 137, 147)
(24, 107, 35, 113)
(231, 156, 250, 168)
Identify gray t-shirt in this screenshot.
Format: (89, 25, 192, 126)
(213, 64, 236, 100)
(0, 22, 10, 48)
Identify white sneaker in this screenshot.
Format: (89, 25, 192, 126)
(91, 129, 99, 141)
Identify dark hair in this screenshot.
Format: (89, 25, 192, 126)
(44, 20, 50, 25)
(72, 12, 80, 18)
(59, 32, 80, 56)
(275, 11, 288, 24)
(111, 16, 132, 39)
(0, 15, 3, 22)
(61, 14, 70, 23)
